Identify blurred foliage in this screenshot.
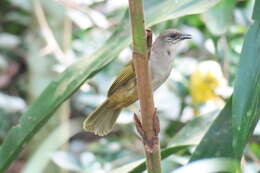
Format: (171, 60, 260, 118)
(0, 0, 259, 173)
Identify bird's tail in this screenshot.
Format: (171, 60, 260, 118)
(83, 100, 121, 136)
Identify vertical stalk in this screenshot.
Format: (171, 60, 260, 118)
(128, 0, 162, 172)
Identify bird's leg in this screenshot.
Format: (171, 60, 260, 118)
(134, 108, 160, 153)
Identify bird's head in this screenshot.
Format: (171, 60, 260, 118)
(159, 29, 192, 46)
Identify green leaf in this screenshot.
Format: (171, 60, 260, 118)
(253, 0, 260, 20)
(190, 99, 235, 161)
(0, 0, 221, 171)
(232, 20, 260, 158)
(191, 2, 260, 161)
(202, 0, 236, 35)
(1, 11, 129, 172)
(249, 142, 260, 159)
(174, 158, 241, 173)
(170, 111, 218, 147)
(111, 145, 190, 173)
(146, 0, 221, 27)
(22, 119, 81, 173)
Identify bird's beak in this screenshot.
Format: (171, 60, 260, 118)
(179, 33, 192, 40)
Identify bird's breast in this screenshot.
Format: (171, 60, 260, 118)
(150, 53, 173, 90)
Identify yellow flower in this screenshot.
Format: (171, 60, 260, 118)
(190, 61, 227, 105)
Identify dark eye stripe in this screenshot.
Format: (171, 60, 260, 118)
(170, 34, 177, 39)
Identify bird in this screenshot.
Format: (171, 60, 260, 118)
(83, 29, 191, 136)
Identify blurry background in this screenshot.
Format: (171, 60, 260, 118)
(0, 0, 258, 172)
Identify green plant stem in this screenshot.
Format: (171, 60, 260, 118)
(128, 0, 162, 172)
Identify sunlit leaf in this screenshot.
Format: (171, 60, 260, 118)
(22, 120, 81, 173)
(190, 1, 260, 161)
(232, 20, 260, 158)
(146, 0, 221, 27)
(253, 0, 260, 20)
(190, 100, 235, 161)
(202, 0, 235, 35)
(174, 158, 241, 173)
(170, 111, 218, 147)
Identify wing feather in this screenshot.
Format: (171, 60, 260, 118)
(108, 61, 135, 96)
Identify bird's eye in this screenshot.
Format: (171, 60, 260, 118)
(170, 34, 177, 39)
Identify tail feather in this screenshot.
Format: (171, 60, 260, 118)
(83, 100, 121, 136)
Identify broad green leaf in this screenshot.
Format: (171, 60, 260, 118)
(190, 100, 235, 161)
(191, 2, 260, 161)
(146, 0, 221, 27)
(0, 0, 221, 171)
(111, 145, 190, 173)
(174, 158, 241, 173)
(170, 111, 218, 147)
(253, 0, 260, 20)
(202, 0, 235, 35)
(0, 11, 129, 172)
(232, 20, 260, 158)
(22, 119, 81, 173)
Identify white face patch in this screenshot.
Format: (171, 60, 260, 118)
(165, 37, 180, 45)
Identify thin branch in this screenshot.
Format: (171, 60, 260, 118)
(128, 0, 162, 172)
(33, 1, 67, 63)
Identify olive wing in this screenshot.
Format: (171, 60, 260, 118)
(107, 61, 135, 96)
